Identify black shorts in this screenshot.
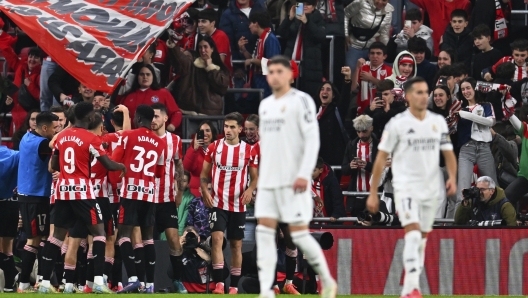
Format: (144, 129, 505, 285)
(209, 207, 245, 240)
(111, 203, 120, 226)
(68, 219, 89, 239)
(0, 200, 19, 238)
(97, 198, 114, 236)
(117, 198, 155, 227)
(49, 204, 55, 225)
(53, 200, 103, 230)
(155, 202, 178, 232)
(20, 201, 50, 238)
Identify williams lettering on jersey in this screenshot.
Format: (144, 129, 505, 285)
(59, 136, 84, 146)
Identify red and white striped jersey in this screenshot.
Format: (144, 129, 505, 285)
(103, 132, 123, 203)
(50, 180, 56, 204)
(90, 137, 109, 198)
(492, 56, 527, 82)
(112, 128, 166, 202)
(356, 140, 373, 192)
(54, 128, 106, 200)
(204, 139, 258, 212)
(154, 132, 183, 203)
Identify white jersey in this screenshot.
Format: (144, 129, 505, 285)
(258, 88, 320, 188)
(378, 110, 453, 200)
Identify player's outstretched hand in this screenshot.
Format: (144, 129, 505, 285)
(241, 188, 253, 205)
(293, 178, 308, 194)
(366, 193, 379, 214)
(203, 193, 214, 208)
(119, 163, 127, 178)
(445, 177, 457, 197)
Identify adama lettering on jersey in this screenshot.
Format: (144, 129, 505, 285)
(59, 135, 83, 146)
(138, 136, 159, 147)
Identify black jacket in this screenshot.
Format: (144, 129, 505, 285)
(278, 11, 326, 98)
(318, 164, 347, 219)
(318, 103, 347, 166)
(48, 66, 79, 101)
(364, 101, 406, 138)
(341, 135, 379, 191)
(440, 26, 474, 68)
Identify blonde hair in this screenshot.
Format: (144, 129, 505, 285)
(353, 115, 373, 131)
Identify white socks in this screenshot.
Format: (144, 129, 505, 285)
(290, 230, 334, 287)
(256, 225, 277, 297)
(402, 230, 421, 296)
(418, 238, 427, 274)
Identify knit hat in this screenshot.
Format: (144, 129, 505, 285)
(398, 55, 414, 65)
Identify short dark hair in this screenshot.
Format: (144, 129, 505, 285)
(28, 47, 43, 60)
(377, 79, 395, 92)
(49, 106, 64, 114)
(405, 8, 422, 22)
(439, 48, 457, 64)
(511, 38, 528, 52)
(450, 9, 468, 21)
(471, 24, 491, 39)
(225, 112, 244, 126)
(88, 112, 103, 130)
(315, 157, 324, 169)
(268, 55, 291, 69)
(135, 105, 155, 123)
(151, 103, 168, 115)
(198, 8, 217, 23)
(437, 64, 454, 77)
(496, 62, 516, 79)
(112, 110, 124, 127)
(249, 10, 271, 29)
(407, 36, 427, 54)
(74, 102, 94, 122)
(66, 104, 76, 126)
(183, 170, 191, 180)
(36, 111, 59, 128)
(369, 41, 387, 55)
(246, 114, 259, 127)
(452, 62, 469, 77)
(403, 77, 427, 93)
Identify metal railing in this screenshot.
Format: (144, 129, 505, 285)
(245, 216, 455, 224)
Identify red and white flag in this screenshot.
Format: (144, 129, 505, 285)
(0, 0, 194, 93)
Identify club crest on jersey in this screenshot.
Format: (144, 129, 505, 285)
(477, 110, 483, 116)
(239, 152, 244, 159)
(432, 124, 437, 132)
(60, 185, 87, 192)
(127, 184, 154, 194)
(151, 96, 159, 103)
(281, 105, 286, 112)
(380, 69, 387, 76)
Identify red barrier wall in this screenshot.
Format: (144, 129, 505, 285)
(319, 228, 528, 295)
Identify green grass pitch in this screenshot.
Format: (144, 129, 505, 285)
(0, 295, 526, 298)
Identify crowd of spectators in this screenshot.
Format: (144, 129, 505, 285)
(0, 0, 528, 243)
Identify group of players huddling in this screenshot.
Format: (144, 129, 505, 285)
(4, 53, 445, 298)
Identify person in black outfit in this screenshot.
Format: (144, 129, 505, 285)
(470, 24, 504, 81)
(440, 9, 474, 68)
(47, 66, 81, 105)
(408, 37, 437, 91)
(487, 62, 515, 122)
(311, 157, 347, 222)
(469, 0, 512, 55)
(364, 79, 406, 137)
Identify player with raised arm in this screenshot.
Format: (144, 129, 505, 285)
(367, 77, 458, 298)
(255, 55, 337, 298)
(112, 105, 166, 293)
(151, 103, 187, 293)
(39, 102, 126, 294)
(200, 112, 259, 294)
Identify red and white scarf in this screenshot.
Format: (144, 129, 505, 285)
(250, 27, 271, 80)
(356, 141, 372, 192)
(500, 86, 517, 120)
(317, 0, 337, 23)
(292, 24, 304, 61)
(493, 0, 510, 40)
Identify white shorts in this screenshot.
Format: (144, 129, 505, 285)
(255, 187, 313, 225)
(395, 193, 438, 233)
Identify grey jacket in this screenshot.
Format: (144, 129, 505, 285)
(344, 0, 393, 50)
(394, 24, 434, 55)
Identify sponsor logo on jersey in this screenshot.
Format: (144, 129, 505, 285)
(93, 184, 101, 191)
(59, 185, 87, 192)
(127, 184, 154, 194)
(151, 96, 159, 103)
(216, 164, 243, 171)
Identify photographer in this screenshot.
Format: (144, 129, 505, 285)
(455, 176, 517, 226)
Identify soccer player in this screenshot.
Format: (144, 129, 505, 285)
(255, 55, 337, 298)
(112, 105, 166, 293)
(40, 102, 126, 294)
(17, 111, 58, 293)
(200, 112, 258, 294)
(367, 77, 457, 298)
(151, 103, 187, 293)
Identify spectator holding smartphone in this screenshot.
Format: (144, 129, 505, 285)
(183, 121, 218, 197)
(364, 79, 406, 137)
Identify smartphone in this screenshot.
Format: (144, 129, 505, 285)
(197, 130, 205, 141)
(438, 77, 448, 86)
(375, 91, 382, 100)
(296, 3, 304, 16)
(405, 20, 412, 28)
(353, 157, 359, 162)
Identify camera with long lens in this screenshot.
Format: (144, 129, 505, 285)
(462, 186, 480, 201)
(183, 232, 200, 250)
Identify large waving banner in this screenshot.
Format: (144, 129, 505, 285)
(0, 0, 193, 93)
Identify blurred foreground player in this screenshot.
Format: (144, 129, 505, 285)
(255, 55, 337, 298)
(367, 77, 458, 298)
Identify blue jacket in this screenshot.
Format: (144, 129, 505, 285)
(0, 146, 19, 199)
(219, 0, 266, 61)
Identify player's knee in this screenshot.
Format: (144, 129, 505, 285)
(229, 239, 242, 250)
